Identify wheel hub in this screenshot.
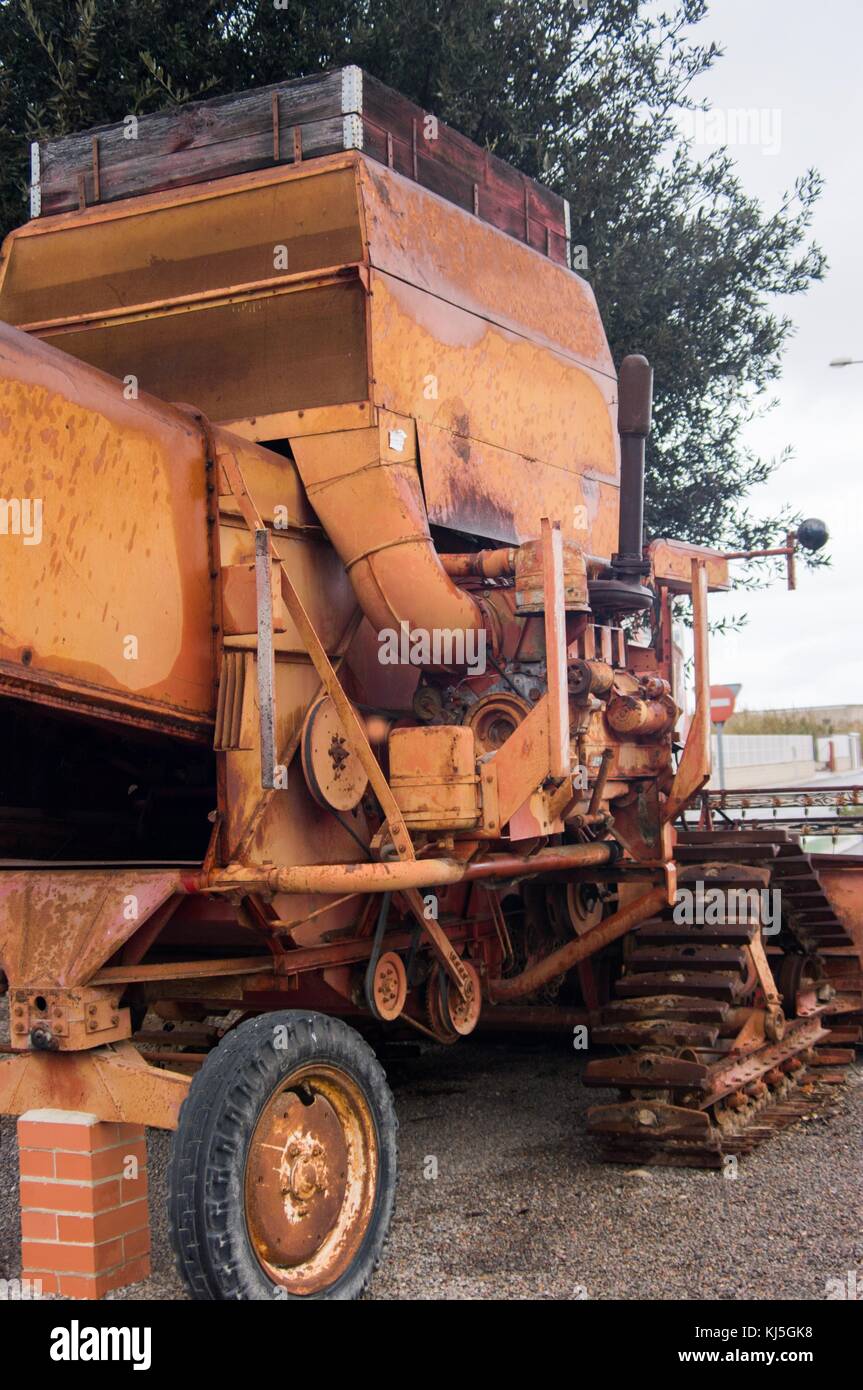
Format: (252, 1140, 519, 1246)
(244, 1065, 378, 1293)
(247, 1091, 348, 1268)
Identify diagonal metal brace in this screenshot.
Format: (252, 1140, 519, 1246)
(218, 444, 470, 998)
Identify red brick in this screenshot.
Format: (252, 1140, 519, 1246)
(18, 1149, 55, 1179)
(20, 1177, 122, 1214)
(17, 1112, 150, 1301)
(56, 1142, 146, 1183)
(123, 1226, 151, 1261)
(22, 1236, 124, 1276)
(108, 1254, 150, 1290)
(20, 1210, 58, 1241)
(56, 1198, 149, 1245)
(18, 1114, 146, 1154)
(24, 1272, 58, 1296)
(17, 1118, 100, 1153)
(114, 1123, 145, 1144)
(120, 1174, 148, 1203)
(57, 1255, 150, 1301)
(57, 1272, 109, 1300)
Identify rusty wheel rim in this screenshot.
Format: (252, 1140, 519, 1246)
(244, 1064, 378, 1295)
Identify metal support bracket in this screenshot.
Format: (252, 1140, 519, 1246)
(255, 528, 278, 789)
(219, 445, 471, 999)
(663, 558, 711, 823)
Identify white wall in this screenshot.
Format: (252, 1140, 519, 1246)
(708, 731, 862, 787)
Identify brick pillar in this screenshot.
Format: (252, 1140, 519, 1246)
(17, 1108, 150, 1299)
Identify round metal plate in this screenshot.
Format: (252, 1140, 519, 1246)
(301, 695, 369, 811)
(246, 1091, 347, 1269)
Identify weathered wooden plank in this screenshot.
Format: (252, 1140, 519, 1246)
(362, 72, 564, 225)
(32, 66, 570, 268)
(40, 115, 347, 214)
(39, 71, 342, 187)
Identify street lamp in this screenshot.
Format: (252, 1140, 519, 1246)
(829, 357, 863, 366)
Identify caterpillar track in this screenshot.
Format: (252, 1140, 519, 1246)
(584, 827, 860, 1167)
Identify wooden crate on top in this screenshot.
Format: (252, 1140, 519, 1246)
(29, 67, 572, 267)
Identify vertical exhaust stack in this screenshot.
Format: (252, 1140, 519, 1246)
(613, 353, 653, 579)
(590, 353, 655, 614)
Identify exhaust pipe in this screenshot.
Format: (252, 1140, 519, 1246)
(613, 353, 653, 579)
(590, 353, 654, 614)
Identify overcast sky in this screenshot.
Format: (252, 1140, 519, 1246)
(675, 0, 862, 710)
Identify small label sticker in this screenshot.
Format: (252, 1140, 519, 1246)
(388, 428, 407, 453)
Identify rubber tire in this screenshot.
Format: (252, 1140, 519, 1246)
(168, 1011, 398, 1300)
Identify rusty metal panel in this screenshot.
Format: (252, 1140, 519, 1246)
(389, 725, 479, 829)
(366, 265, 615, 469)
(355, 158, 618, 549)
(649, 539, 731, 593)
(812, 859, 863, 957)
(221, 560, 287, 636)
(0, 868, 180, 988)
(0, 322, 214, 730)
(0, 160, 369, 425)
(0, 161, 363, 325)
(35, 279, 368, 423)
(366, 268, 618, 549)
(357, 158, 611, 371)
(415, 416, 619, 550)
(0, 1045, 190, 1129)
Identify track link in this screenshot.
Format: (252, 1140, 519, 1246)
(585, 829, 856, 1167)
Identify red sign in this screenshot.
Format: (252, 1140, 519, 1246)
(709, 685, 738, 724)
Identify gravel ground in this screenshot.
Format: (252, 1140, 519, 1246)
(2, 995, 861, 1301)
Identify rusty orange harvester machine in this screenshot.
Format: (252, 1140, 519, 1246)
(0, 69, 860, 1299)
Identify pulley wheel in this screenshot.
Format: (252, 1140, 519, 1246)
(425, 966, 459, 1044)
(464, 692, 531, 755)
(370, 951, 408, 1022)
(546, 881, 604, 938)
(301, 695, 369, 811)
(565, 881, 604, 936)
(440, 960, 482, 1037)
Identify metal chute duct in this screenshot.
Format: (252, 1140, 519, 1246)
(290, 423, 489, 656)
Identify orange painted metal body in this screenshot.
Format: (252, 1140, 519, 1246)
(0, 149, 626, 1004)
(0, 151, 619, 553)
(0, 134, 859, 1132)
